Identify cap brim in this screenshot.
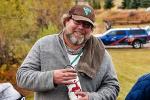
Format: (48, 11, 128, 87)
(72, 15, 94, 26)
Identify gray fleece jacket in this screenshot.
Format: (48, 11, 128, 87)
(16, 34, 119, 100)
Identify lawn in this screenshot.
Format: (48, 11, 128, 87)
(107, 48, 150, 100)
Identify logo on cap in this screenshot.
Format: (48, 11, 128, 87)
(83, 7, 91, 16)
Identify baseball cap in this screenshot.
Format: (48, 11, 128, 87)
(69, 5, 95, 26)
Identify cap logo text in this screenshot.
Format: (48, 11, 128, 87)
(83, 7, 91, 16)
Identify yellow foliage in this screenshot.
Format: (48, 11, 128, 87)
(32, 0, 73, 29)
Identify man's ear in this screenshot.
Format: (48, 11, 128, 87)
(91, 27, 94, 32)
(91, 25, 95, 32)
(61, 14, 71, 27)
(64, 18, 70, 26)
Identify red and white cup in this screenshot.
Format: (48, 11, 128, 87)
(65, 65, 82, 100)
(67, 75, 82, 100)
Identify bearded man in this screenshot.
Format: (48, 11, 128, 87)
(17, 5, 120, 100)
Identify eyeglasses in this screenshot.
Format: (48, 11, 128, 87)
(72, 18, 93, 29)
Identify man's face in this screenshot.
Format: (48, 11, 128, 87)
(64, 18, 93, 46)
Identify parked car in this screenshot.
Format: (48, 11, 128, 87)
(97, 28, 150, 48)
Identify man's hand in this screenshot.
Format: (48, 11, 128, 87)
(75, 91, 89, 100)
(53, 68, 77, 85)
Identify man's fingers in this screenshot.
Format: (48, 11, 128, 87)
(62, 68, 77, 73)
(63, 76, 76, 80)
(53, 68, 77, 85)
(63, 72, 77, 77)
(75, 92, 89, 100)
(62, 80, 75, 85)
(75, 91, 87, 97)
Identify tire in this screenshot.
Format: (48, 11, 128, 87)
(132, 40, 142, 49)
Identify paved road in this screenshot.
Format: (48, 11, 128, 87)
(144, 42, 150, 48)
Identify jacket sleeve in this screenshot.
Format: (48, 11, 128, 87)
(125, 73, 150, 100)
(16, 40, 55, 92)
(88, 51, 120, 100)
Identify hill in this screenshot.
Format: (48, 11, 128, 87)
(94, 9, 150, 34)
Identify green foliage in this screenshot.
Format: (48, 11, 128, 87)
(140, 0, 150, 8)
(121, 0, 126, 9)
(129, 0, 140, 9)
(32, 0, 73, 29)
(88, 0, 101, 9)
(37, 23, 59, 39)
(0, 64, 8, 72)
(104, 0, 114, 9)
(0, 0, 37, 66)
(122, 0, 150, 9)
(0, 0, 73, 68)
(121, 0, 131, 9)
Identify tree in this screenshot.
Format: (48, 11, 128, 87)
(79, 0, 101, 9)
(0, 0, 73, 67)
(121, 0, 131, 9)
(32, 0, 72, 29)
(0, 0, 37, 66)
(122, 0, 150, 9)
(129, 0, 140, 9)
(90, 0, 101, 9)
(140, 0, 150, 8)
(121, 0, 127, 9)
(104, 0, 114, 9)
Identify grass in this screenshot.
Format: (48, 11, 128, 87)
(107, 48, 150, 100)
(93, 3, 150, 99)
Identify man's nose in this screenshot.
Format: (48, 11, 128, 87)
(77, 23, 84, 29)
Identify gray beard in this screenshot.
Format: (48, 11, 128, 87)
(69, 35, 84, 45)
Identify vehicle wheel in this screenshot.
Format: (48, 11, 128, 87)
(132, 40, 142, 49)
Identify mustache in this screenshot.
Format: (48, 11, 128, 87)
(74, 30, 85, 35)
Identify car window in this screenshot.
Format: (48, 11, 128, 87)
(107, 31, 116, 36)
(116, 30, 126, 36)
(130, 29, 146, 35)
